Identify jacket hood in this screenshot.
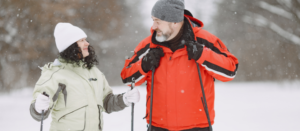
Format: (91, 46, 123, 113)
(40, 60, 62, 71)
(183, 9, 204, 28)
(40, 58, 86, 71)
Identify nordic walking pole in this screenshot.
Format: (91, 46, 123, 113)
(196, 62, 212, 131)
(40, 110, 44, 131)
(131, 78, 135, 131)
(148, 68, 155, 131)
(40, 92, 48, 131)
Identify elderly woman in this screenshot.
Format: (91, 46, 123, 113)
(30, 23, 139, 131)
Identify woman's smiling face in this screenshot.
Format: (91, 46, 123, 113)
(77, 38, 90, 58)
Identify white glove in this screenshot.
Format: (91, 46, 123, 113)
(35, 93, 50, 113)
(123, 87, 140, 106)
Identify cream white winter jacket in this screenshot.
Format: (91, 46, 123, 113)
(30, 59, 127, 131)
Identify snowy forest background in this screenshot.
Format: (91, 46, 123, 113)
(0, 0, 300, 131)
(0, 0, 299, 91)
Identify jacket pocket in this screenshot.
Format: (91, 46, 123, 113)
(55, 105, 87, 130)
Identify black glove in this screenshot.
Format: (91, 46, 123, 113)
(186, 41, 204, 61)
(142, 47, 164, 72)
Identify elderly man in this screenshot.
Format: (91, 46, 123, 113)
(121, 0, 239, 131)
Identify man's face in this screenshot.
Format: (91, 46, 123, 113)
(151, 16, 174, 42)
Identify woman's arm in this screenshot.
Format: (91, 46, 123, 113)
(102, 74, 127, 114)
(29, 68, 63, 121)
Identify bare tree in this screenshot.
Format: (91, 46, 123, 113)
(213, 0, 300, 81)
(0, 0, 132, 91)
(242, 0, 300, 46)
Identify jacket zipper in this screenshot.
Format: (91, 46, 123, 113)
(83, 111, 86, 130)
(98, 106, 102, 130)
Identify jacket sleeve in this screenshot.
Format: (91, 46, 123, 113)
(29, 70, 63, 121)
(120, 40, 150, 86)
(102, 74, 127, 114)
(195, 35, 239, 82)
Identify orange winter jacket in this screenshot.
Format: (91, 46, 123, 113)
(121, 14, 238, 130)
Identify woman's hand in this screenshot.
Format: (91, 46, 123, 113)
(35, 93, 50, 113)
(123, 88, 140, 106)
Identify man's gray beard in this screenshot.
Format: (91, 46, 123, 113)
(155, 35, 168, 42)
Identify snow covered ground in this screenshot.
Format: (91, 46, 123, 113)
(0, 81, 300, 131)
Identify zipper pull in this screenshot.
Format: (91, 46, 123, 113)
(169, 56, 172, 60)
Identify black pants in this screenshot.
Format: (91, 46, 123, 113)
(148, 125, 210, 131)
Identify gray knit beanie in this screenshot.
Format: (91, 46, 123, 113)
(151, 0, 185, 23)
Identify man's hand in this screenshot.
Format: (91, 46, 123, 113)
(186, 41, 204, 61)
(35, 93, 50, 114)
(142, 47, 164, 72)
(123, 88, 140, 106)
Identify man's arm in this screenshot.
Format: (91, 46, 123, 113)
(195, 34, 239, 82)
(121, 39, 151, 86)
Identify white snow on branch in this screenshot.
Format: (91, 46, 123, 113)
(258, 1, 293, 20)
(242, 12, 300, 46)
(297, 10, 300, 20)
(242, 14, 268, 27)
(277, 0, 292, 8)
(269, 23, 300, 46)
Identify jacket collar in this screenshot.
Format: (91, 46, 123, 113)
(58, 58, 88, 77)
(58, 58, 85, 68)
(58, 58, 95, 85)
(58, 58, 99, 90)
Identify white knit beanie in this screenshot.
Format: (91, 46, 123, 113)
(54, 23, 87, 53)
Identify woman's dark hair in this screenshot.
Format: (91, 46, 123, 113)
(59, 42, 98, 69)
